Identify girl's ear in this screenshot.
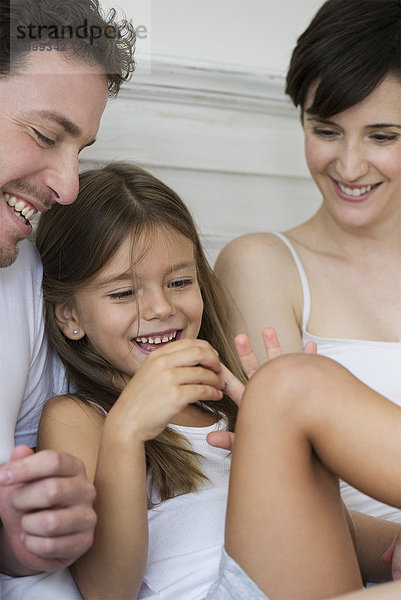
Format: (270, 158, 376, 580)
(54, 302, 85, 340)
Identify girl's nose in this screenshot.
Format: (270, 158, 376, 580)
(142, 290, 175, 321)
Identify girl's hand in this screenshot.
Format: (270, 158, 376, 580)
(106, 338, 225, 443)
(236, 327, 317, 381)
(207, 328, 317, 451)
(221, 327, 317, 406)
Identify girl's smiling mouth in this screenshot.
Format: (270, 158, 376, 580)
(132, 330, 182, 353)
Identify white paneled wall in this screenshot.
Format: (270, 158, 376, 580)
(78, 55, 321, 264)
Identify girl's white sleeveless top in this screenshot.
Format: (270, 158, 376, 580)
(139, 420, 231, 599)
(274, 232, 401, 523)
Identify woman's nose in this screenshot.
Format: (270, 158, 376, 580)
(335, 141, 369, 183)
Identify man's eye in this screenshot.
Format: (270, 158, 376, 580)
(33, 128, 55, 146)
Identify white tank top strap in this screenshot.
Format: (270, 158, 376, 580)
(87, 399, 108, 416)
(272, 232, 311, 330)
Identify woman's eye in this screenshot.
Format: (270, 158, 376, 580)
(109, 290, 134, 300)
(313, 128, 337, 139)
(33, 128, 55, 147)
(371, 133, 398, 143)
(169, 279, 193, 289)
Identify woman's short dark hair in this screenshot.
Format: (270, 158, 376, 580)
(0, 0, 136, 97)
(286, 0, 401, 118)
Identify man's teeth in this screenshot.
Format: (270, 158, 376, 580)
(338, 182, 374, 197)
(4, 192, 37, 222)
(136, 331, 177, 345)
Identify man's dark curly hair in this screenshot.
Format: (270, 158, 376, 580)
(0, 0, 136, 97)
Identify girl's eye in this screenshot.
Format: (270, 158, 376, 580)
(109, 290, 134, 300)
(168, 279, 193, 289)
(32, 128, 55, 147)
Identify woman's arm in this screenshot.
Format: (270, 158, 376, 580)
(214, 233, 304, 360)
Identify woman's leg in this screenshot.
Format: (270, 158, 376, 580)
(225, 354, 401, 599)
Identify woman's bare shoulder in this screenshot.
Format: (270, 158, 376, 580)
(215, 232, 295, 274)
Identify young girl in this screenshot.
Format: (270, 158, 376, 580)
(35, 162, 245, 600)
(35, 162, 400, 599)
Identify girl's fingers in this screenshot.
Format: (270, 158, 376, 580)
(261, 327, 283, 360)
(219, 362, 245, 406)
(234, 334, 260, 379)
(178, 384, 224, 405)
(207, 430, 235, 451)
(150, 339, 222, 374)
(305, 341, 317, 354)
(172, 365, 224, 389)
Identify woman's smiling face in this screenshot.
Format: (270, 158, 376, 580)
(58, 227, 204, 378)
(303, 75, 401, 229)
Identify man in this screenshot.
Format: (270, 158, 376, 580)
(0, 0, 135, 586)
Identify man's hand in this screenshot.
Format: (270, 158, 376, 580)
(207, 328, 317, 451)
(0, 445, 96, 576)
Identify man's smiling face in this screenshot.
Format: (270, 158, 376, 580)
(0, 50, 108, 267)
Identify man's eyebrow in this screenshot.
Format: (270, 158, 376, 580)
(30, 110, 97, 148)
(30, 110, 81, 136)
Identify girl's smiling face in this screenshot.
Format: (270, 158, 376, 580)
(303, 75, 401, 229)
(57, 227, 204, 378)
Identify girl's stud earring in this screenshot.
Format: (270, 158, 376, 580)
(73, 329, 79, 335)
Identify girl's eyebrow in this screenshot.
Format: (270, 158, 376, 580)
(166, 260, 197, 274)
(95, 262, 196, 287)
(96, 271, 133, 287)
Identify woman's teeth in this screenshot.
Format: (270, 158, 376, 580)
(338, 182, 374, 197)
(135, 331, 177, 345)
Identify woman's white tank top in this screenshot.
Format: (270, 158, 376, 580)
(274, 232, 401, 523)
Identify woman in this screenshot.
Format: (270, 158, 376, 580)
(215, 0, 401, 523)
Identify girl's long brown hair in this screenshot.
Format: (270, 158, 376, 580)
(36, 162, 244, 504)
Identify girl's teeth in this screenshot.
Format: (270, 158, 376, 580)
(136, 331, 177, 344)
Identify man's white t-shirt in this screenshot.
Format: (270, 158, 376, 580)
(0, 240, 80, 598)
(0, 239, 54, 464)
